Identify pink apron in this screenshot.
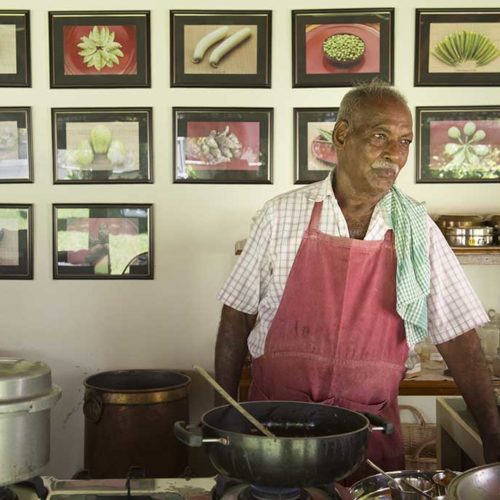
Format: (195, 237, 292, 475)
(248, 201, 409, 483)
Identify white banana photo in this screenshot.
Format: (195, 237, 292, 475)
(209, 28, 252, 68)
(192, 26, 229, 63)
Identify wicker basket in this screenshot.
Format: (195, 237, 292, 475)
(400, 404, 437, 471)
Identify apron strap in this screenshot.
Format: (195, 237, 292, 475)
(307, 201, 323, 232)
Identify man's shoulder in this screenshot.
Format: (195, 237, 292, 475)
(265, 177, 327, 209)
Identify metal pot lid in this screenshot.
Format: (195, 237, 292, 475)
(447, 462, 500, 500)
(0, 358, 52, 402)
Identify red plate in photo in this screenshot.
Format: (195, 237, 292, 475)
(63, 25, 137, 76)
(306, 23, 380, 75)
(311, 136, 337, 165)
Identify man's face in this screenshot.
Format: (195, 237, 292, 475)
(334, 97, 413, 196)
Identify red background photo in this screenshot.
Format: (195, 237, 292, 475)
(305, 23, 380, 75)
(63, 25, 137, 76)
(186, 121, 261, 171)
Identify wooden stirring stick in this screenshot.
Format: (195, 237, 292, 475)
(193, 364, 276, 438)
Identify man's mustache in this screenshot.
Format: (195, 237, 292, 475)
(371, 160, 399, 174)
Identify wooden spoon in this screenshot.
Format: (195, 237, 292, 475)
(193, 364, 276, 438)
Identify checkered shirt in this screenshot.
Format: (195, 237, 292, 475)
(217, 174, 489, 358)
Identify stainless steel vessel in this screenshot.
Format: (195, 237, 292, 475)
(0, 358, 61, 485)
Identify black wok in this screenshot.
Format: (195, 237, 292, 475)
(175, 400, 393, 487)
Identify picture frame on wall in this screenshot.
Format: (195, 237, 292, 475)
(416, 106, 500, 183)
(173, 107, 273, 184)
(49, 11, 151, 88)
(170, 10, 272, 88)
(0, 107, 33, 182)
(292, 8, 394, 88)
(0, 204, 33, 279)
(0, 10, 30, 87)
(415, 9, 500, 86)
(53, 204, 153, 279)
(294, 107, 338, 184)
(52, 107, 153, 184)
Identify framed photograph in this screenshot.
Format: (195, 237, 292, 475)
(49, 11, 150, 88)
(0, 11, 30, 87)
(52, 108, 152, 183)
(173, 107, 272, 184)
(416, 106, 500, 183)
(170, 10, 271, 88)
(415, 9, 500, 86)
(0, 204, 32, 279)
(0, 107, 33, 182)
(292, 8, 394, 88)
(53, 204, 153, 279)
(294, 108, 338, 184)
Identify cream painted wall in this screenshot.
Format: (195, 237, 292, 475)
(0, 0, 499, 479)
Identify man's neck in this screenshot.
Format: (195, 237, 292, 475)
(332, 172, 385, 239)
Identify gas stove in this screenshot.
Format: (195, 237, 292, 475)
(6, 477, 216, 500)
(4, 477, 352, 500)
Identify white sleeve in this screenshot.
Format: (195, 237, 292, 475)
(426, 217, 489, 344)
(217, 203, 273, 314)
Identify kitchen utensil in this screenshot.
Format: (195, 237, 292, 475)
(445, 226, 493, 247)
(349, 470, 437, 499)
(193, 364, 275, 438)
(175, 400, 393, 487)
(366, 459, 432, 499)
(0, 358, 61, 486)
(447, 462, 500, 499)
(84, 369, 190, 478)
(435, 215, 484, 233)
(432, 469, 457, 496)
(365, 459, 404, 490)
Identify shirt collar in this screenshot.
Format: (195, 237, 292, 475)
(305, 170, 335, 202)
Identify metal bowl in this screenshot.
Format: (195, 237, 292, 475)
(447, 462, 500, 499)
(350, 470, 437, 499)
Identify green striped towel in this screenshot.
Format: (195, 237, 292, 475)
(379, 187, 430, 348)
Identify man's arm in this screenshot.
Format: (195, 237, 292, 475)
(437, 329, 500, 463)
(214, 304, 257, 405)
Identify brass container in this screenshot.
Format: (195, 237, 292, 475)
(435, 214, 484, 233)
(83, 369, 191, 478)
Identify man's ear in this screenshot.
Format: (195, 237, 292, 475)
(333, 119, 349, 149)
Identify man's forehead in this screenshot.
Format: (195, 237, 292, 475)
(352, 97, 412, 129)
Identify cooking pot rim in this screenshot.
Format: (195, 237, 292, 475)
(201, 400, 370, 439)
(84, 369, 191, 393)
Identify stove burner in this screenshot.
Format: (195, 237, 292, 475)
(240, 486, 308, 500)
(0, 487, 18, 500)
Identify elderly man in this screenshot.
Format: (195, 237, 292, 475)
(215, 82, 500, 478)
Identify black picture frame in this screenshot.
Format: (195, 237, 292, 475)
(170, 10, 271, 88)
(292, 8, 394, 88)
(0, 10, 30, 87)
(49, 11, 151, 88)
(173, 107, 273, 184)
(53, 204, 153, 279)
(52, 107, 153, 184)
(0, 204, 33, 279)
(416, 106, 500, 183)
(0, 107, 33, 182)
(294, 108, 338, 184)
(415, 9, 500, 86)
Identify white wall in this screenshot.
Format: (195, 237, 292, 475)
(1, 0, 499, 479)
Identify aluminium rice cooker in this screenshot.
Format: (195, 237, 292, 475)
(0, 358, 61, 485)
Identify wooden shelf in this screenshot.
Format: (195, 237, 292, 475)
(452, 246, 500, 265)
